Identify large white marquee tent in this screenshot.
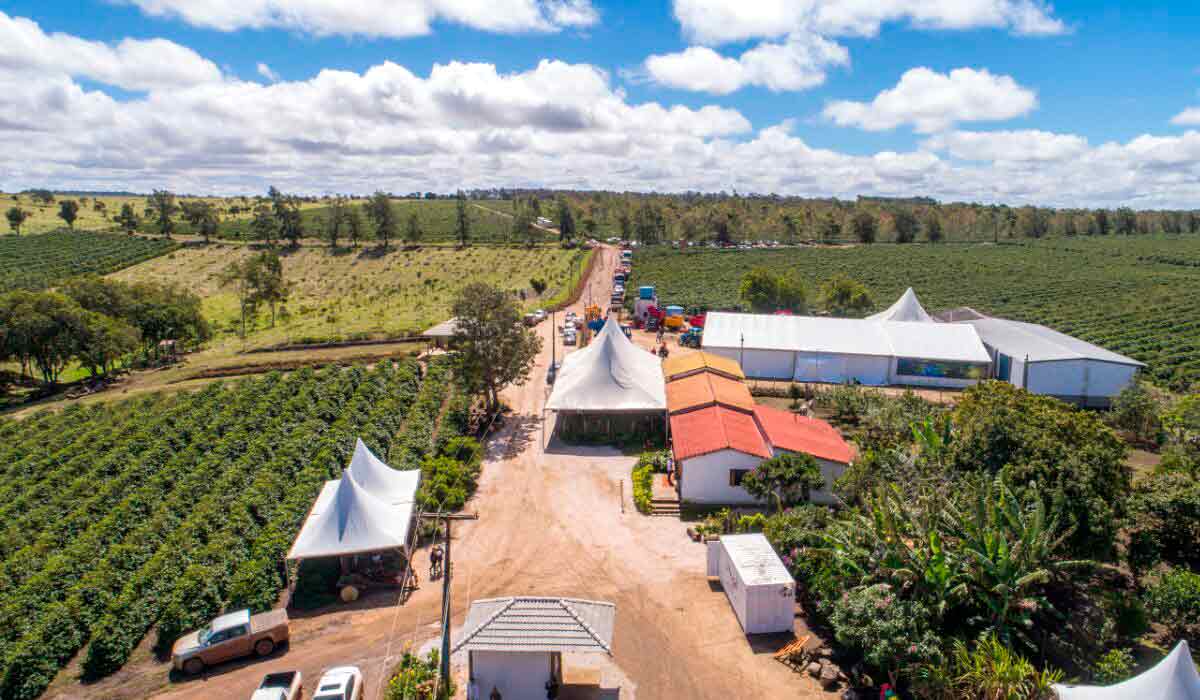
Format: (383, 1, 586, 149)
(1054, 641, 1200, 699)
(546, 316, 666, 412)
(287, 439, 420, 561)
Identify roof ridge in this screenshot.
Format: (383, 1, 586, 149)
(451, 597, 519, 654)
(559, 599, 612, 654)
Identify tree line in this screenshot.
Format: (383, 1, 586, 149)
(0, 276, 208, 385)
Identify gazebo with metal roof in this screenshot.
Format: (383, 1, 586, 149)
(453, 596, 616, 699)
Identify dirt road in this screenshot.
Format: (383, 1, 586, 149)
(53, 246, 829, 700)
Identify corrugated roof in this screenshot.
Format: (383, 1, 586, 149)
(702, 312, 991, 364)
(958, 316, 1145, 366)
(666, 371, 755, 415)
(662, 352, 746, 381)
(720, 534, 794, 587)
(752, 405, 855, 465)
(422, 317, 460, 338)
(452, 597, 615, 655)
(671, 405, 772, 461)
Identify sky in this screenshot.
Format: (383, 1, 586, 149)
(0, 0, 1198, 208)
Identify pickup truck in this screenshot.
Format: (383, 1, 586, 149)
(252, 671, 303, 700)
(172, 609, 289, 675)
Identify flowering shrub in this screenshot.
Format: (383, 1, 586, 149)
(823, 583, 943, 678)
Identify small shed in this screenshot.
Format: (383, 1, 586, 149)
(706, 534, 795, 635)
(453, 597, 616, 700)
(422, 318, 461, 349)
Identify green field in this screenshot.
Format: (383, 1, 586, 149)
(629, 236, 1200, 390)
(130, 198, 544, 244)
(0, 231, 179, 293)
(0, 359, 470, 697)
(112, 243, 589, 348)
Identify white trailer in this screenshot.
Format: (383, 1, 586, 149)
(706, 534, 795, 635)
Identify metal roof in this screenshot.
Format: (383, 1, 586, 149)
(212, 609, 250, 633)
(958, 316, 1145, 366)
(719, 534, 794, 587)
(452, 597, 615, 655)
(702, 312, 991, 364)
(422, 317, 461, 338)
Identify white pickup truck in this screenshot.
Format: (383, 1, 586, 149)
(252, 671, 302, 700)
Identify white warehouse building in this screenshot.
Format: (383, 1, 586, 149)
(944, 310, 1145, 407)
(701, 311, 992, 389)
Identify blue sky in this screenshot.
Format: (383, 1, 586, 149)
(1, 0, 1198, 207)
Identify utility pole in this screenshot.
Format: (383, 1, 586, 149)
(427, 511, 479, 699)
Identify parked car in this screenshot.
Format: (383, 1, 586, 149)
(173, 609, 289, 675)
(534, 309, 547, 322)
(314, 666, 364, 700)
(564, 330, 577, 346)
(252, 671, 303, 700)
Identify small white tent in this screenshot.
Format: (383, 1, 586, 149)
(868, 288, 934, 323)
(546, 316, 666, 412)
(1054, 641, 1200, 699)
(287, 440, 420, 560)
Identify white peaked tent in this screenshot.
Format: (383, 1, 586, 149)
(868, 287, 934, 323)
(1054, 642, 1200, 700)
(287, 440, 420, 561)
(546, 316, 666, 412)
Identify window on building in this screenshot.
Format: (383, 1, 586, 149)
(896, 357, 988, 380)
(729, 469, 750, 486)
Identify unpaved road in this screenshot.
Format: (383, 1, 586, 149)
(51, 246, 829, 700)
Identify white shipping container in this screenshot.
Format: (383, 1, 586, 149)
(712, 534, 795, 635)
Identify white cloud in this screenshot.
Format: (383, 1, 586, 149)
(0, 11, 221, 90)
(123, 0, 598, 37)
(257, 62, 280, 82)
(823, 67, 1037, 133)
(923, 129, 1089, 162)
(644, 34, 849, 94)
(1171, 107, 1200, 126)
(2, 21, 1199, 209)
(671, 0, 1066, 45)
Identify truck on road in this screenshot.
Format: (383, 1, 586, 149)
(172, 609, 289, 675)
(252, 671, 303, 700)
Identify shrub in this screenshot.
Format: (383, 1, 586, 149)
(1144, 567, 1200, 641)
(385, 649, 451, 700)
(823, 583, 943, 683)
(631, 462, 653, 514)
(1092, 648, 1135, 685)
(1124, 472, 1200, 571)
(911, 634, 1063, 700)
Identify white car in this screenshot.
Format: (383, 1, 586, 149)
(314, 666, 363, 700)
(533, 309, 547, 323)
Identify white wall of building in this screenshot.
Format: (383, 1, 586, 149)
(742, 349, 795, 379)
(469, 651, 552, 700)
(1026, 360, 1137, 405)
(716, 542, 795, 635)
(680, 449, 763, 505)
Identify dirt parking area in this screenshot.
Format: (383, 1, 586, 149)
(52, 247, 831, 700)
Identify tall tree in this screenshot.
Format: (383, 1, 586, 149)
(149, 190, 177, 238)
(1114, 207, 1138, 236)
(114, 203, 139, 234)
(925, 214, 944, 243)
(345, 206, 364, 247)
(452, 282, 543, 413)
(455, 191, 471, 247)
(512, 206, 536, 247)
(180, 201, 218, 243)
(219, 250, 289, 336)
(269, 188, 304, 246)
(250, 203, 276, 245)
(822, 275, 873, 317)
(557, 198, 576, 241)
(1094, 208, 1110, 235)
(58, 200, 79, 230)
(366, 191, 397, 249)
(892, 209, 919, 243)
(851, 210, 877, 244)
(326, 196, 346, 249)
(404, 211, 423, 247)
(820, 213, 842, 243)
(5, 207, 28, 235)
(740, 452, 825, 511)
